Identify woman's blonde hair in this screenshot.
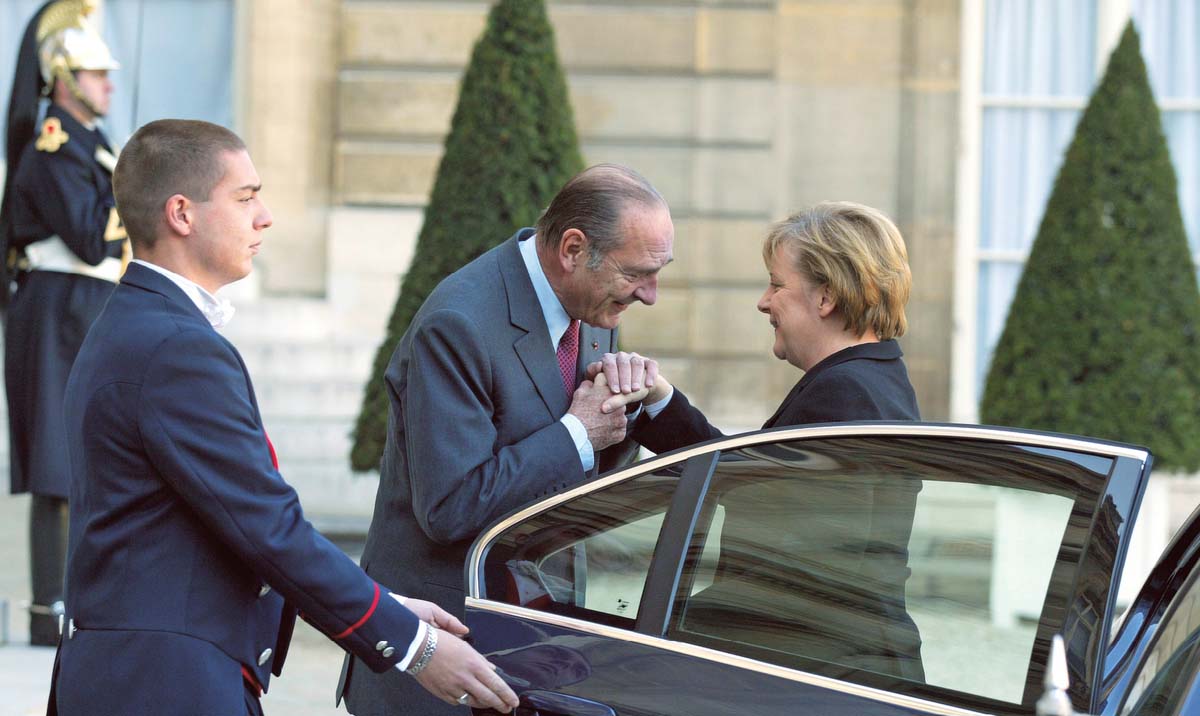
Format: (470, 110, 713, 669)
(763, 201, 911, 340)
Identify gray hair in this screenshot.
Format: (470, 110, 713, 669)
(536, 164, 666, 269)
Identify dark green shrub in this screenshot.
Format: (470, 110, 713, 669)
(980, 22, 1200, 470)
(350, 0, 584, 471)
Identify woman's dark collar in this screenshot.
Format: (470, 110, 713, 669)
(799, 339, 902, 382)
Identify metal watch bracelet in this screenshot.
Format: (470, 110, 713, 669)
(406, 627, 438, 675)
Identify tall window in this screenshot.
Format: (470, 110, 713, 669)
(954, 0, 1200, 422)
(1136, 0, 1200, 250)
(102, 0, 236, 143)
(0, 0, 234, 160)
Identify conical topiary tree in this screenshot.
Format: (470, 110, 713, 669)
(349, 0, 584, 471)
(980, 22, 1200, 470)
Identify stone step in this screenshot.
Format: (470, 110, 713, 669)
(254, 377, 367, 420)
(235, 340, 381, 381)
(262, 418, 356, 463)
(281, 462, 381, 522)
(218, 297, 337, 342)
(219, 291, 395, 346)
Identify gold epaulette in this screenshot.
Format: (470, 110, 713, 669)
(35, 117, 69, 153)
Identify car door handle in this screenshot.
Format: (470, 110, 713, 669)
(518, 689, 616, 716)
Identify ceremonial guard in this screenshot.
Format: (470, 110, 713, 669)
(0, 0, 126, 646)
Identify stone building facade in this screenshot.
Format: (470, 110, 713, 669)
(8, 1, 1197, 528)
(204, 0, 963, 518)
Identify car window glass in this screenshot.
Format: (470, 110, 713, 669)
(481, 461, 683, 628)
(1119, 568, 1200, 715)
(668, 437, 1112, 708)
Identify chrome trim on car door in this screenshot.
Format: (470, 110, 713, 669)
(467, 597, 997, 716)
(467, 423, 1148, 596)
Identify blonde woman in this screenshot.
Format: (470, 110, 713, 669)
(595, 201, 924, 682)
(604, 200, 919, 445)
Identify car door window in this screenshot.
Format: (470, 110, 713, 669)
(668, 436, 1115, 708)
(1119, 567, 1200, 715)
(481, 461, 683, 628)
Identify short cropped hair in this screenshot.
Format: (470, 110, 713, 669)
(764, 202, 912, 340)
(536, 164, 666, 269)
(113, 119, 246, 249)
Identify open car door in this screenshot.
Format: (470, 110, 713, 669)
(466, 424, 1151, 716)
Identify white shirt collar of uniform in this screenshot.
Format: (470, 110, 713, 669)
(519, 234, 572, 350)
(131, 259, 236, 329)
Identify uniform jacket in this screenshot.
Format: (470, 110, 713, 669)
(6, 104, 124, 263)
(342, 230, 637, 715)
(4, 105, 126, 497)
(53, 263, 420, 715)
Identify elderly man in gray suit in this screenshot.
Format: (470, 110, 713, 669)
(340, 164, 674, 715)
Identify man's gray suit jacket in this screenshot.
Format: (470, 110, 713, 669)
(341, 229, 638, 715)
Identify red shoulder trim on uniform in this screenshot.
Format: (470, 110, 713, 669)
(333, 582, 380, 640)
(241, 665, 263, 697)
(264, 432, 279, 469)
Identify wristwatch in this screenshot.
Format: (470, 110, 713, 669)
(406, 627, 439, 675)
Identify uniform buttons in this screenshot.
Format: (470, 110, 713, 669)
(258, 584, 271, 598)
(375, 641, 388, 652)
(382, 647, 395, 658)
(258, 648, 273, 666)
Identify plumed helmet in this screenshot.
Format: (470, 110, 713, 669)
(36, 0, 120, 87)
(1, 0, 120, 309)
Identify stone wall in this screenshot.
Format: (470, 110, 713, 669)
(239, 0, 341, 296)
(210, 0, 963, 518)
(323, 0, 961, 430)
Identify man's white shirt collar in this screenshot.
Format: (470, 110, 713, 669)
(131, 259, 236, 330)
(519, 234, 572, 349)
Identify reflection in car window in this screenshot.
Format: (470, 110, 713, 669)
(1120, 568, 1200, 715)
(668, 437, 1105, 706)
(481, 462, 683, 627)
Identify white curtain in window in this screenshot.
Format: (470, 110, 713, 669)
(980, 109, 1082, 253)
(1134, 0, 1200, 251)
(983, 0, 1096, 95)
(976, 0, 1096, 399)
(104, 0, 235, 145)
(976, 262, 1024, 395)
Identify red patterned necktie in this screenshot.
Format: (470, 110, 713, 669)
(557, 320, 580, 397)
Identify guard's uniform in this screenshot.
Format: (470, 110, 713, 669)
(0, 0, 125, 646)
(6, 106, 127, 499)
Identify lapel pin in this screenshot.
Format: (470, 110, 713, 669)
(591, 341, 599, 351)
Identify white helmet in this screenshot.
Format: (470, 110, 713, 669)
(37, 0, 119, 114)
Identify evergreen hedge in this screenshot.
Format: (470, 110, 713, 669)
(349, 0, 584, 471)
(980, 22, 1200, 471)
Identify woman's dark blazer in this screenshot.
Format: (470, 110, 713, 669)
(636, 339, 919, 454)
(631, 338, 925, 682)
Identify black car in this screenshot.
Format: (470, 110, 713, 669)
(460, 423, 1200, 715)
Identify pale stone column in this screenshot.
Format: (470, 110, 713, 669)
(239, 0, 340, 295)
(775, 0, 904, 213)
(773, 0, 957, 420)
(328, 0, 960, 426)
(896, 0, 960, 420)
(772, 0, 904, 410)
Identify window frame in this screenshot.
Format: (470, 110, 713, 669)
(664, 435, 1134, 713)
(473, 452, 717, 634)
(1115, 564, 1200, 714)
(466, 424, 1150, 716)
(951, 0, 1200, 424)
